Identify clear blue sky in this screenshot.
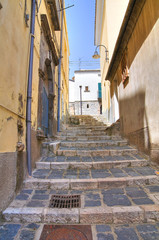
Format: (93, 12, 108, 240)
(65, 0, 100, 79)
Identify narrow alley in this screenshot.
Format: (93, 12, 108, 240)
(0, 0, 159, 239)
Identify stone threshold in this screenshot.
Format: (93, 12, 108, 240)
(24, 175, 159, 190)
(36, 159, 149, 170)
(3, 205, 159, 224)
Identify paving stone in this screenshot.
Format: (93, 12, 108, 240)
(70, 190, 83, 194)
(110, 168, 124, 174)
(35, 190, 48, 194)
(64, 169, 78, 179)
(45, 157, 56, 162)
(147, 186, 159, 193)
(85, 200, 101, 207)
(104, 156, 124, 161)
(0, 224, 21, 240)
(19, 230, 35, 240)
(133, 154, 144, 159)
(56, 156, 66, 162)
(139, 232, 159, 240)
(103, 194, 131, 207)
(136, 224, 159, 232)
(96, 225, 112, 232)
(97, 233, 114, 240)
(93, 156, 104, 162)
(135, 167, 156, 176)
(21, 190, 33, 194)
(123, 155, 136, 160)
(48, 170, 64, 179)
(132, 198, 154, 205)
(115, 227, 139, 240)
(126, 190, 148, 198)
(102, 188, 124, 195)
(112, 172, 128, 177)
(66, 156, 81, 162)
(81, 157, 92, 162)
(79, 170, 90, 179)
(16, 194, 29, 200)
(32, 194, 49, 200)
(125, 187, 142, 192)
(91, 169, 111, 178)
(25, 223, 40, 230)
(33, 169, 50, 177)
(26, 200, 47, 207)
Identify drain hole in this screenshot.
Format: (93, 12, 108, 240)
(49, 195, 81, 208)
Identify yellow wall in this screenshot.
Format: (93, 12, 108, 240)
(0, 0, 69, 149)
(97, 0, 129, 118)
(0, 0, 31, 152)
(61, 10, 70, 122)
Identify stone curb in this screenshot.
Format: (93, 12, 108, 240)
(36, 159, 149, 170)
(3, 205, 159, 224)
(23, 175, 159, 190)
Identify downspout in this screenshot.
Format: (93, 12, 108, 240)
(57, 0, 64, 132)
(26, 0, 36, 176)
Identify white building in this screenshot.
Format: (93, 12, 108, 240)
(69, 69, 101, 115)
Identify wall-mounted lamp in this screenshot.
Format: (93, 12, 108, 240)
(92, 45, 109, 62)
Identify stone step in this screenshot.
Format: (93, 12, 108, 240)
(56, 147, 138, 156)
(23, 175, 159, 190)
(3, 184, 159, 224)
(59, 130, 109, 137)
(36, 159, 149, 170)
(65, 125, 107, 130)
(57, 135, 122, 141)
(60, 140, 128, 148)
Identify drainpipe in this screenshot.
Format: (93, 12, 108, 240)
(57, 0, 64, 132)
(26, 0, 36, 176)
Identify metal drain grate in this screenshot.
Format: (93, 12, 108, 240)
(49, 195, 81, 208)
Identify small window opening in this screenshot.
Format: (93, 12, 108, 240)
(87, 104, 89, 108)
(85, 86, 89, 92)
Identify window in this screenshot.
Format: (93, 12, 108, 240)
(84, 86, 90, 92)
(87, 104, 89, 108)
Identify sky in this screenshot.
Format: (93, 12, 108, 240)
(64, 0, 100, 79)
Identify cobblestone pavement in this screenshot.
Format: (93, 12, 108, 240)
(32, 165, 156, 179)
(1, 222, 159, 240)
(41, 154, 144, 162)
(9, 184, 159, 209)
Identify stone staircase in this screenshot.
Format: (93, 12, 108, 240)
(2, 115, 159, 227)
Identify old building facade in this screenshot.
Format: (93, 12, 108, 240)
(0, 0, 69, 211)
(95, 0, 159, 162)
(94, 0, 129, 122)
(69, 69, 101, 116)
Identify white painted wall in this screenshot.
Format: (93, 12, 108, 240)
(69, 80, 75, 102)
(74, 70, 101, 101)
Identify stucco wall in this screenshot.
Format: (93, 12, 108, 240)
(117, 0, 159, 161)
